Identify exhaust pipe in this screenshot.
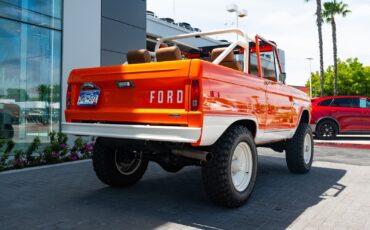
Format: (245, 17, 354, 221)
(172, 149, 211, 162)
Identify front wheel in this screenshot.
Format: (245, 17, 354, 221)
(92, 138, 149, 187)
(286, 123, 314, 174)
(202, 126, 257, 208)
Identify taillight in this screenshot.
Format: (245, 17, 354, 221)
(66, 84, 72, 109)
(191, 80, 200, 111)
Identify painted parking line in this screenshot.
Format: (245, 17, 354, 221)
(314, 141, 370, 149)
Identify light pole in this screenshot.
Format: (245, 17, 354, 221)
(173, 0, 176, 19)
(306, 57, 314, 98)
(226, 4, 247, 40)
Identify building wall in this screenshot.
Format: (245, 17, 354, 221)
(101, 0, 147, 65)
(62, 0, 101, 122)
(62, 0, 147, 122)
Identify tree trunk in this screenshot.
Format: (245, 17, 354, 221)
(316, 0, 325, 96)
(331, 17, 338, 96)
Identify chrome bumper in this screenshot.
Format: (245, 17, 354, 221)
(62, 122, 201, 143)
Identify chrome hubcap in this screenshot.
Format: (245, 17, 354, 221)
(303, 134, 312, 164)
(231, 142, 253, 192)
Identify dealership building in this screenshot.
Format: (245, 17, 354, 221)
(0, 0, 222, 147)
(0, 0, 146, 146)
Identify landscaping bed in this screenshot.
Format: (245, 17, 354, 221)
(0, 131, 93, 172)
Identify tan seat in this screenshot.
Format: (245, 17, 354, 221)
(156, 46, 181, 62)
(127, 49, 151, 64)
(211, 48, 241, 71)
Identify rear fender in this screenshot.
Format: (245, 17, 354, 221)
(199, 115, 258, 146)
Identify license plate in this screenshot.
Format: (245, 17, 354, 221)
(77, 90, 100, 106)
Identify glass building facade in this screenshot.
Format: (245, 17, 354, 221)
(0, 0, 62, 146)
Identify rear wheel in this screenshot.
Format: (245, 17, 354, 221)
(202, 126, 257, 208)
(315, 119, 338, 140)
(286, 123, 314, 173)
(92, 138, 148, 187)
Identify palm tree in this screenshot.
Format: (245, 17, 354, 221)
(322, 0, 351, 96)
(305, 0, 325, 96)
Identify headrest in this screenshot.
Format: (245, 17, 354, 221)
(211, 48, 235, 62)
(127, 49, 151, 64)
(156, 46, 181, 62)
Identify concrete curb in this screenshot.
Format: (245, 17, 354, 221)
(0, 159, 91, 175)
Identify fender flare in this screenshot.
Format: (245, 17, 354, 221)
(199, 115, 259, 146)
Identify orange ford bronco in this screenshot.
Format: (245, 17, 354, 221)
(63, 29, 313, 207)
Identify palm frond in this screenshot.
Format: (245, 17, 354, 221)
(322, 0, 350, 22)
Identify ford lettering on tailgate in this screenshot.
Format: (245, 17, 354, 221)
(149, 90, 184, 104)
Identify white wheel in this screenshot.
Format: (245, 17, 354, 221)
(286, 123, 314, 173)
(303, 133, 312, 164)
(202, 126, 257, 207)
(231, 142, 253, 192)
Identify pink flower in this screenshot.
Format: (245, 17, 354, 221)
(14, 159, 25, 167)
(84, 143, 94, 152)
(68, 152, 79, 161)
(60, 144, 66, 149)
(51, 152, 60, 159)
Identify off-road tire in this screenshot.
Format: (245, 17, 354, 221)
(286, 123, 314, 174)
(92, 138, 148, 187)
(202, 126, 257, 208)
(315, 119, 338, 140)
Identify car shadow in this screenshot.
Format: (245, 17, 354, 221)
(72, 155, 347, 230)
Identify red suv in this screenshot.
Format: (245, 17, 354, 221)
(311, 96, 370, 139)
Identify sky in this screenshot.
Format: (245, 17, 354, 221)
(147, 0, 370, 86)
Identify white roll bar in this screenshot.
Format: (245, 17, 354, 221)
(155, 28, 253, 73)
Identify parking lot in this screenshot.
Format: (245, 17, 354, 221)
(1, 144, 370, 230)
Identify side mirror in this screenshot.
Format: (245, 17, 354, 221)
(280, 73, 286, 84)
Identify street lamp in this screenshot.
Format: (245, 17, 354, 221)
(226, 4, 247, 40)
(306, 57, 314, 98)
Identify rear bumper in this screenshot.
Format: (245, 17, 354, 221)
(62, 122, 201, 143)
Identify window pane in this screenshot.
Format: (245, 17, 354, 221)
(1, 0, 61, 18)
(331, 98, 354, 107)
(260, 51, 277, 81)
(0, 0, 62, 30)
(249, 53, 259, 76)
(318, 99, 332, 106)
(0, 17, 61, 144)
(274, 52, 282, 82)
(358, 98, 366, 108)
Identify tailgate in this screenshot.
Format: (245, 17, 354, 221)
(66, 60, 192, 126)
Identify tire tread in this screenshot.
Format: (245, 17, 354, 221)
(92, 138, 148, 187)
(202, 126, 257, 208)
(286, 123, 313, 174)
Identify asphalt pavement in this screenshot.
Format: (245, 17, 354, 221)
(1, 145, 370, 230)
